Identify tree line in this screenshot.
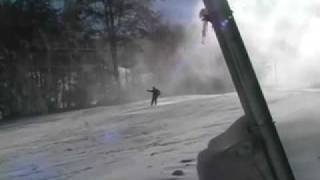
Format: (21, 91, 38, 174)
(0, 0, 184, 119)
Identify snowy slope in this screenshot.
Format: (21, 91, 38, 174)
(0, 91, 319, 180)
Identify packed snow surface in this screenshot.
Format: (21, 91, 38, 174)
(0, 90, 319, 180)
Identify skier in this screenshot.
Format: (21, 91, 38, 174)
(147, 86, 161, 106)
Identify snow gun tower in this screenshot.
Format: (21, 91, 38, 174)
(197, 0, 296, 180)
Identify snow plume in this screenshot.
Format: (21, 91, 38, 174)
(147, 3, 235, 95)
(126, 0, 320, 99)
(191, 0, 320, 89)
(163, 27, 234, 95)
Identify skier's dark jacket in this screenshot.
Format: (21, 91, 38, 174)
(147, 88, 160, 96)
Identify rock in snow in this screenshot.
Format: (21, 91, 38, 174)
(172, 170, 185, 176)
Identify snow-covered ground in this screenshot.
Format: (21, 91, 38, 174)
(0, 90, 319, 180)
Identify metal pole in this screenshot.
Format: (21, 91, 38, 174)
(202, 0, 295, 179)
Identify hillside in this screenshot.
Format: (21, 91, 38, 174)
(0, 91, 319, 180)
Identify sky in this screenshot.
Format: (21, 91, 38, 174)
(154, 0, 199, 24)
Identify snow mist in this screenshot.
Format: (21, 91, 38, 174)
(190, 0, 320, 90)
